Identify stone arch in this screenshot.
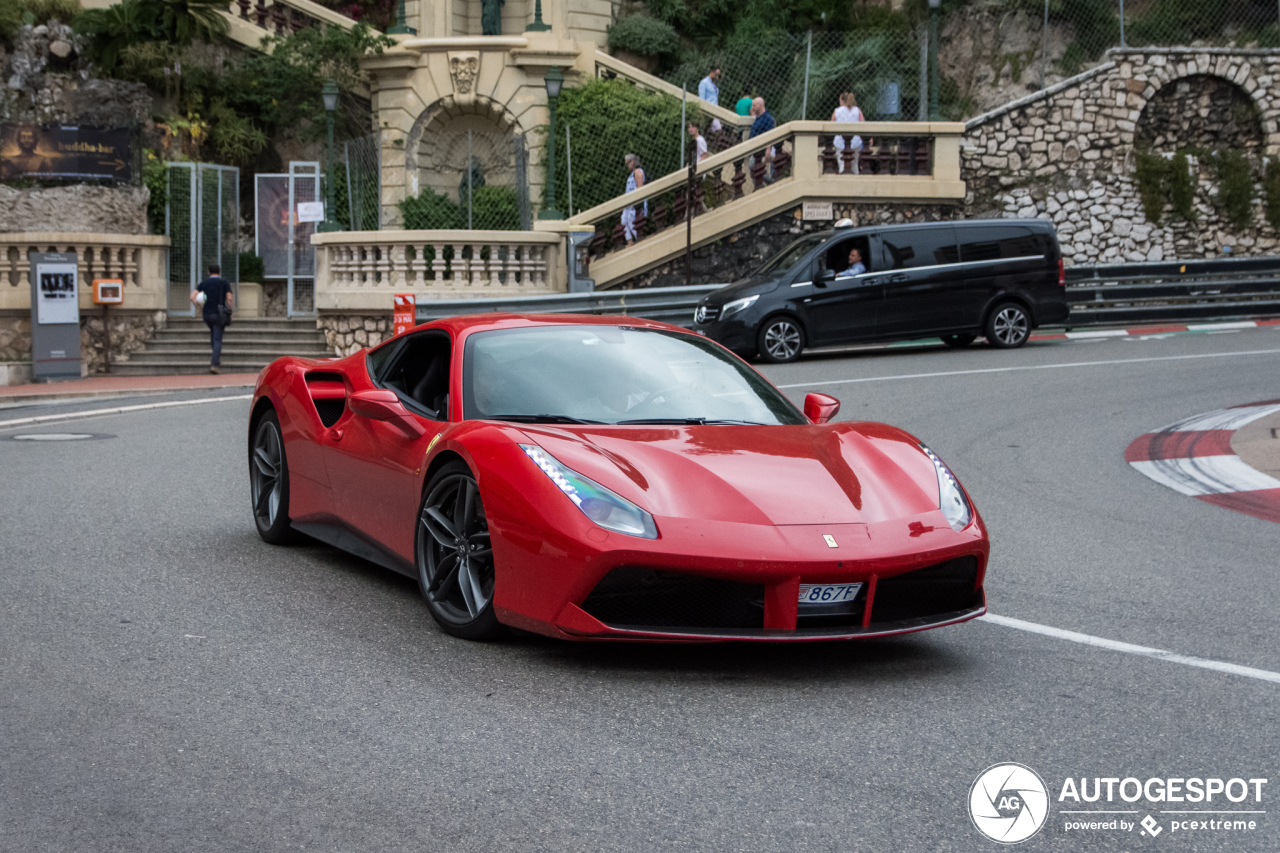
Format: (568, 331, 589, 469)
(1133, 73, 1265, 157)
(404, 95, 528, 190)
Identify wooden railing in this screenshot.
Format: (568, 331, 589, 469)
(0, 233, 169, 312)
(312, 230, 563, 311)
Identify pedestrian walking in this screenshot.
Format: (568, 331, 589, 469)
(698, 67, 721, 106)
(688, 122, 709, 163)
(831, 92, 865, 173)
(190, 264, 233, 374)
(620, 153, 647, 245)
(749, 97, 777, 181)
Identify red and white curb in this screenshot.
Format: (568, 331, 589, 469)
(1032, 318, 1280, 341)
(1125, 400, 1280, 523)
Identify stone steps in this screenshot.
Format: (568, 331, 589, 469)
(111, 317, 334, 376)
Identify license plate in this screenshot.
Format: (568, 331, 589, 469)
(798, 583, 863, 606)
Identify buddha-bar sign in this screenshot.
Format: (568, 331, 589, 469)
(0, 124, 132, 181)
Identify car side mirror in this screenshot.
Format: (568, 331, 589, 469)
(349, 389, 426, 438)
(804, 392, 841, 424)
(814, 269, 835, 288)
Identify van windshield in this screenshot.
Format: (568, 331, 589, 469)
(756, 234, 826, 275)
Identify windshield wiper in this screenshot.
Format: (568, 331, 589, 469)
(486, 414, 606, 425)
(616, 417, 765, 425)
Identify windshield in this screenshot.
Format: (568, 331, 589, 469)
(463, 326, 806, 426)
(756, 234, 826, 275)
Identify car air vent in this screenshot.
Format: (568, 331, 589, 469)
(868, 557, 980, 624)
(305, 372, 347, 427)
(581, 567, 764, 631)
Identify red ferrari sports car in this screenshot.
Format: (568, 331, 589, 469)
(248, 314, 988, 642)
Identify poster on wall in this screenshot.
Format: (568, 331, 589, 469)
(0, 124, 132, 181)
(35, 259, 80, 325)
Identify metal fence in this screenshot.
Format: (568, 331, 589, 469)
(343, 132, 382, 232)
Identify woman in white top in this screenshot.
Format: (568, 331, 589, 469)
(831, 92, 864, 174)
(620, 153, 647, 245)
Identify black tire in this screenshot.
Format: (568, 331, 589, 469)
(984, 302, 1031, 349)
(756, 315, 806, 363)
(249, 410, 294, 544)
(941, 333, 976, 348)
(416, 461, 503, 640)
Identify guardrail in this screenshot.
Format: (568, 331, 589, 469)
(1066, 256, 1280, 325)
(412, 256, 1280, 330)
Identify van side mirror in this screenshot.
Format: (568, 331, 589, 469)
(814, 268, 835, 288)
(349, 389, 426, 438)
(804, 392, 841, 424)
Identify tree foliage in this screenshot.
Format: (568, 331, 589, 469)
(75, 0, 228, 70)
(607, 15, 680, 59)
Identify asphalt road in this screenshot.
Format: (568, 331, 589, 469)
(2, 327, 1278, 852)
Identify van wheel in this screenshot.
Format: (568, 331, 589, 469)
(757, 316, 805, 363)
(984, 302, 1031, 349)
(941, 334, 976, 348)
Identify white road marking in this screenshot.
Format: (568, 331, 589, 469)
(1129, 455, 1280, 496)
(981, 614, 1280, 685)
(0, 394, 253, 430)
(1189, 321, 1259, 331)
(775, 348, 1280, 389)
(1162, 403, 1280, 433)
(1065, 329, 1128, 339)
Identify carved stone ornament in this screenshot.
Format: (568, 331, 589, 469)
(448, 52, 481, 97)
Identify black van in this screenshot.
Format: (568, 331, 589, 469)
(693, 219, 1069, 363)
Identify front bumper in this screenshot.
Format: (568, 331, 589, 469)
(692, 312, 757, 355)
(491, 513, 989, 643)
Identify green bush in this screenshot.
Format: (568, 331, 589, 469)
(1169, 151, 1196, 221)
(463, 185, 522, 230)
(551, 78, 700, 215)
(608, 15, 680, 58)
(1134, 151, 1170, 224)
(1264, 158, 1280, 230)
(1213, 149, 1254, 230)
(3, 0, 79, 38)
(142, 151, 168, 235)
(238, 252, 265, 283)
(399, 188, 463, 229)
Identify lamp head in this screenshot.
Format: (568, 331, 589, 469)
(544, 67, 564, 99)
(321, 79, 340, 112)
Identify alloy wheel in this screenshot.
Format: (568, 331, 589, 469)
(991, 306, 1029, 347)
(419, 473, 495, 625)
(762, 319, 802, 361)
(251, 418, 284, 529)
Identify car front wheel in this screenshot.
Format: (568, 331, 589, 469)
(985, 302, 1031, 348)
(756, 316, 805, 363)
(416, 461, 503, 640)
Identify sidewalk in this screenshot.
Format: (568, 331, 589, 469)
(0, 372, 259, 404)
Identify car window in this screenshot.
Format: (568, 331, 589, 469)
(958, 226, 1049, 262)
(879, 226, 959, 270)
(820, 237, 872, 278)
(756, 234, 827, 275)
(463, 326, 806, 426)
(377, 331, 452, 420)
(366, 338, 404, 382)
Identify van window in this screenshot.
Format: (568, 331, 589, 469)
(756, 234, 826, 275)
(818, 237, 872, 277)
(879, 227, 959, 271)
(959, 226, 1048, 262)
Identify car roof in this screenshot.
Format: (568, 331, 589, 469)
(811, 217, 1055, 241)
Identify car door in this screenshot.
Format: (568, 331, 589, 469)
(798, 236, 884, 345)
(322, 331, 452, 565)
(875, 225, 962, 337)
(957, 225, 1052, 327)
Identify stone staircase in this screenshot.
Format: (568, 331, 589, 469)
(111, 317, 333, 376)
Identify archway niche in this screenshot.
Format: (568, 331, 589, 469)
(1134, 74, 1264, 156)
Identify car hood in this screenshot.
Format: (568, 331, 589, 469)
(520, 423, 942, 526)
(701, 273, 782, 305)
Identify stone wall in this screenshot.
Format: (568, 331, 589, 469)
(318, 315, 393, 357)
(613, 201, 964, 289)
(0, 185, 149, 235)
(963, 49, 1280, 264)
(0, 310, 165, 374)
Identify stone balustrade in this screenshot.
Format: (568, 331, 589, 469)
(312, 230, 564, 312)
(0, 232, 169, 312)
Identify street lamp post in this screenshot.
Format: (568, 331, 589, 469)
(538, 68, 564, 220)
(928, 0, 941, 121)
(318, 79, 341, 232)
(387, 0, 415, 34)
(526, 0, 551, 31)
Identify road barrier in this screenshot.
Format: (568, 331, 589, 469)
(414, 256, 1280, 329)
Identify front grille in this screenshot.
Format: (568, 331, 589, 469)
(694, 304, 719, 324)
(869, 557, 981, 624)
(581, 567, 764, 631)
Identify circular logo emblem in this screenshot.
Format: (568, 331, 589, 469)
(968, 763, 1049, 844)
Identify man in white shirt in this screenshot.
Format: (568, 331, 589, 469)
(698, 68, 720, 106)
(837, 247, 866, 277)
(688, 122, 708, 162)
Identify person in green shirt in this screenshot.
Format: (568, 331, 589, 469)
(735, 94, 752, 116)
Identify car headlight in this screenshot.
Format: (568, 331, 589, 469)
(920, 444, 973, 532)
(720, 294, 759, 318)
(520, 444, 658, 539)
